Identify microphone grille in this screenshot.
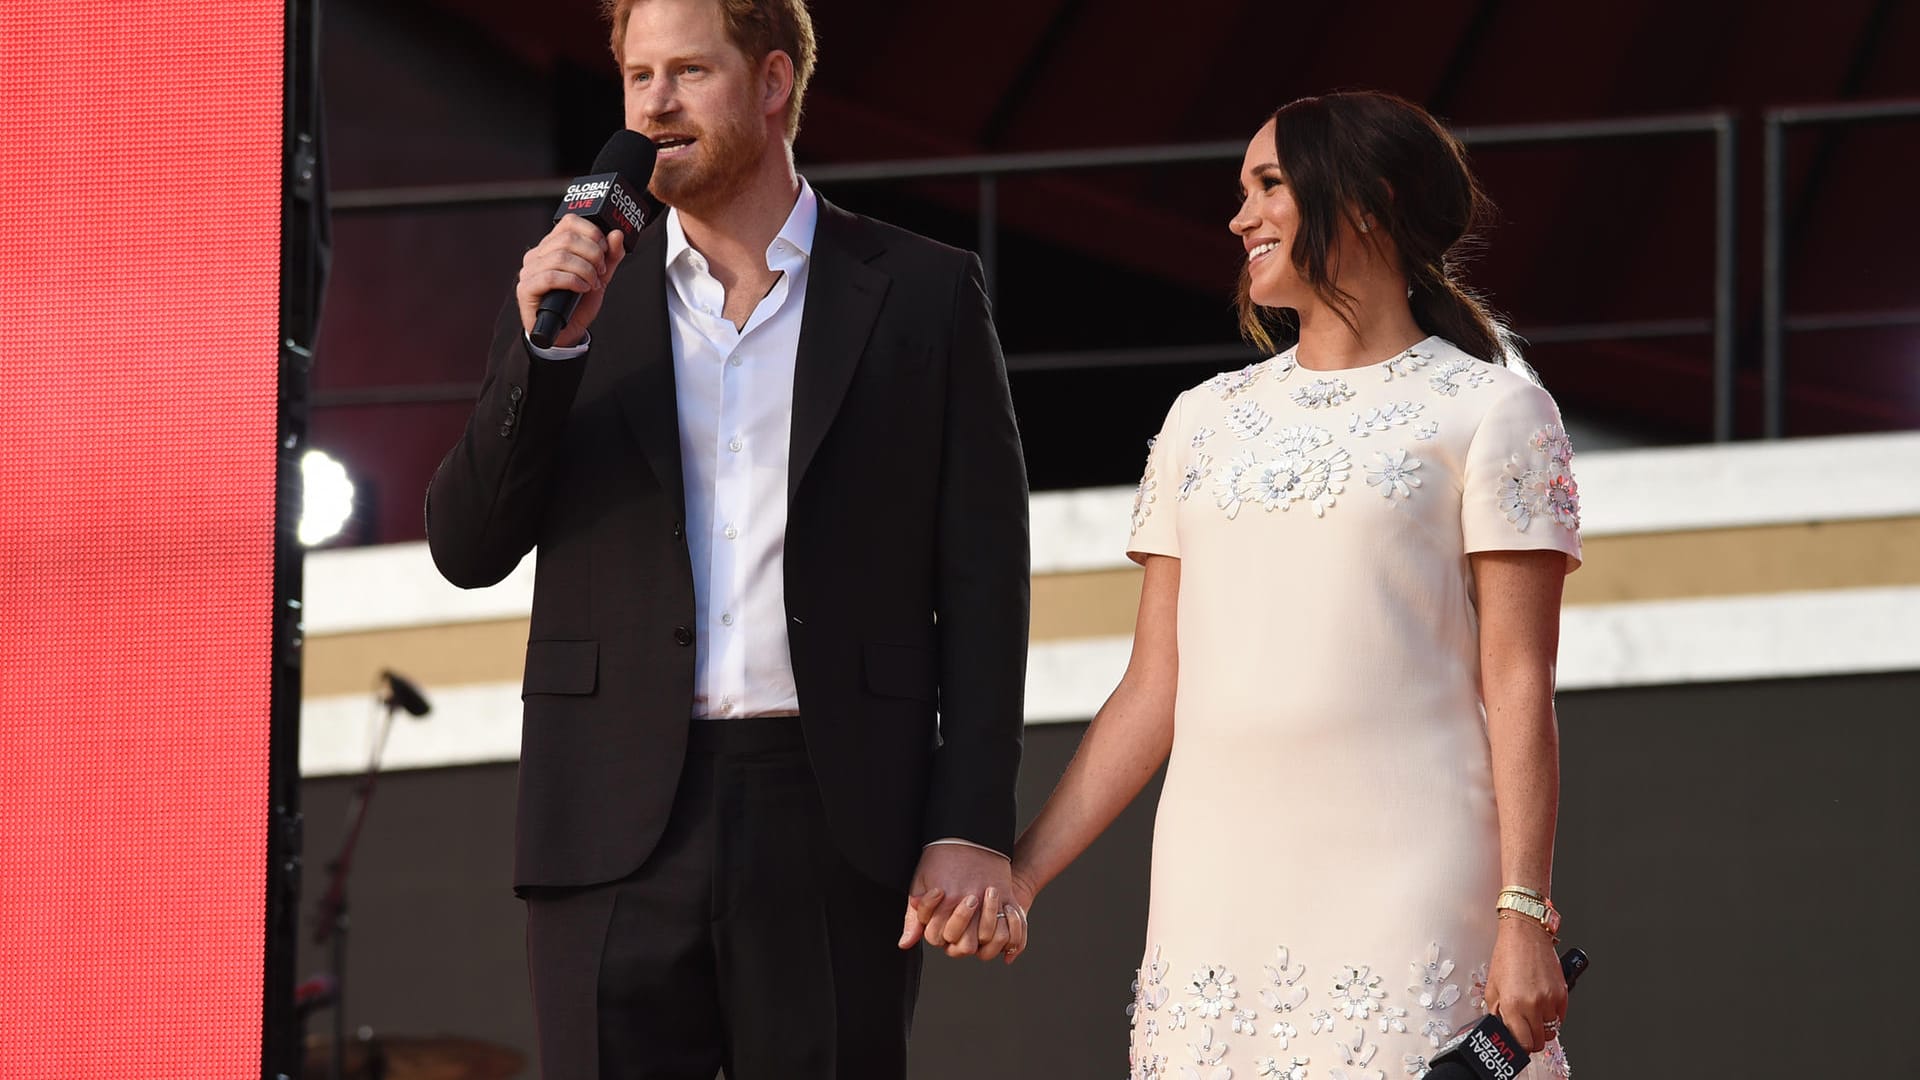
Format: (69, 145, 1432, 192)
(592, 129, 659, 179)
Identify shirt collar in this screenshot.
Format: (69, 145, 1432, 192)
(664, 177, 818, 275)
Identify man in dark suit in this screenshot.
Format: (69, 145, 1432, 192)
(425, 0, 1029, 1077)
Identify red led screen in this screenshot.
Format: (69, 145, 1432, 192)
(0, 3, 285, 1077)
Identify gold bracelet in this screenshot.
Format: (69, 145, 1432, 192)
(1494, 891, 1563, 937)
(1497, 909, 1561, 945)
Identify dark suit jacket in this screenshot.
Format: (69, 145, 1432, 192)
(425, 195, 1030, 893)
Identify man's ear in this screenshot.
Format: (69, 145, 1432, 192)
(762, 49, 794, 120)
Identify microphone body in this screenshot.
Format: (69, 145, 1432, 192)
(530, 131, 660, 348)
(1426, 948, 1589, 1080)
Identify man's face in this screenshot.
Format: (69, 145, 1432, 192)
(620, 0, 769, 214)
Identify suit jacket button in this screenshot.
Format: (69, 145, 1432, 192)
(673, 626, 693, 647)
(508, 385, 524, 403)
(672, 521, 684, 539)
(497, 423, 513, 437)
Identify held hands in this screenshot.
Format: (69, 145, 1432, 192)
(896, 844, 1030, 964)
(1482, 916, 1568, 1054)
(516, 216, 628, 349)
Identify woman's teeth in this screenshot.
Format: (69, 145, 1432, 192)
(1248, 241, 1279, 262)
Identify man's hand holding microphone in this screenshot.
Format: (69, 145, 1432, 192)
(517, 130, 661, 350)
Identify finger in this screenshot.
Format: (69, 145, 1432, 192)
(914, 890, 949, 946)
(523, 266, 598, 298)
(606, 229, 628, 276)
(1005, 904, 1028, 964)
(939, 894, 980, 956)
(975, 888, 1007, 961)
(1499, 1007, 1542, 1055)
(911, 887, 945, 926)
(898, 899, 925, 949)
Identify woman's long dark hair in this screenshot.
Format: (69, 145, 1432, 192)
(1237, 91, 1516, 366)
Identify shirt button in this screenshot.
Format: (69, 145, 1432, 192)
(723, 524, 738, 540)
(728, 356, 743, 367)
(673, 626, 693, 647)
(728, 438, 744, 453)
(721, 613, 734, 626)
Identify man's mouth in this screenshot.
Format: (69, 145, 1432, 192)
(654, 135, 697, 156)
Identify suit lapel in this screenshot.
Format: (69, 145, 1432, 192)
(602, 220, 686, 512)
(790, 198, 889, 505)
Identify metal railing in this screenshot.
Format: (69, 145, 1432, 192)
(331, 106, 1920, 441)
(1762, 99, 1920, 438)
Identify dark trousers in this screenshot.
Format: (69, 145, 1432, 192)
(524, 717, 922, 1080)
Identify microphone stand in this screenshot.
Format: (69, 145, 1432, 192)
(310, 691, 405, 1080)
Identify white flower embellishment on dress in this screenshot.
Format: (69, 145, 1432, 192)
(1408, 942, 1463, 1013)
(1365, 450, 1423, 500)
(1132, 945, 1172, 1020)
(1412, 421, 1439, 441)
(1185, 1023, 1232, 1080)
(1428, 359, 1494, 397)
(1330, 965, 1387, 1021)
(1292, 377, 1356, 410)
(1192, 427, 1217, 449)
(1348, 401, 1424, 437)
(1497, 422, 1580, 533)
(1382, 344, 1435, 381)
(1256, 1057, 1310, 1080)
(1204, 363, 1264, 400)
(1178, 453, 1214, 502)
(1261, 946, 1309, 1047)
(1226, 426, 1351, 518)
(1228, 401, 1274, 441)
(1130, 438, 1159, 534)
(1329, 1024, 1383, 1080)
(1187, 964, 1240, 1019)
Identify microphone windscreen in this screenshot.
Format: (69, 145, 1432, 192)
(592, 129, 659, 182)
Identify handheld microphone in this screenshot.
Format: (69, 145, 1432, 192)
(1425, 948, 1589, 1080)
(378, 670, 432, 717)
(530, 129, 662, 349)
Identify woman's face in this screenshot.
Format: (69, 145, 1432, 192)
(1230, 119, 1306, 309)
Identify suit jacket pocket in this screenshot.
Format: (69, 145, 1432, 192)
(522, 639, 598, 697)
(863, 641, 937, 702)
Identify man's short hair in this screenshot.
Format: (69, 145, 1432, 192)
(604, 0, 817, 143)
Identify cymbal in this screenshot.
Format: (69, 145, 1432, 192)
(303, 1032, 525, 1080)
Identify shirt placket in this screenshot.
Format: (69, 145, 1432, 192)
(698, 271, 748, 718)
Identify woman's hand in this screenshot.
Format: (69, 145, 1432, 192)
(1482, 918, 1566, 1053)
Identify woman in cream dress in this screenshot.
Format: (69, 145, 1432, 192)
(1009, 92, 1580, 1079)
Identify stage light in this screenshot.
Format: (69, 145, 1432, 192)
(300, 449, 356, 547)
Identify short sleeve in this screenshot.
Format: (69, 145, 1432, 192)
(1461, 382, 1582, 572)
(1126, 394, 1185, 564)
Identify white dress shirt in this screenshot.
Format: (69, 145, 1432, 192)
(527, 183, 815, 719)
(662, 183, 815, 719)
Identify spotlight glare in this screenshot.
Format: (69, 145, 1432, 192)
(299, 450, 355, 547)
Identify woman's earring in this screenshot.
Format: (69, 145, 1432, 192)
(1358, 217, 1373, 233)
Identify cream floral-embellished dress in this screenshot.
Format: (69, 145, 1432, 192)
(1123, 336, 1581, 1080)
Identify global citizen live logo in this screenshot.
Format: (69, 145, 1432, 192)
(564, 179, 613, 209)
(1462, 1025, 1522, 1080)
(561, 175, 648, 232)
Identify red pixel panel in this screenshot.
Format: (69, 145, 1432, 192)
(0, 3, 284, 1077)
